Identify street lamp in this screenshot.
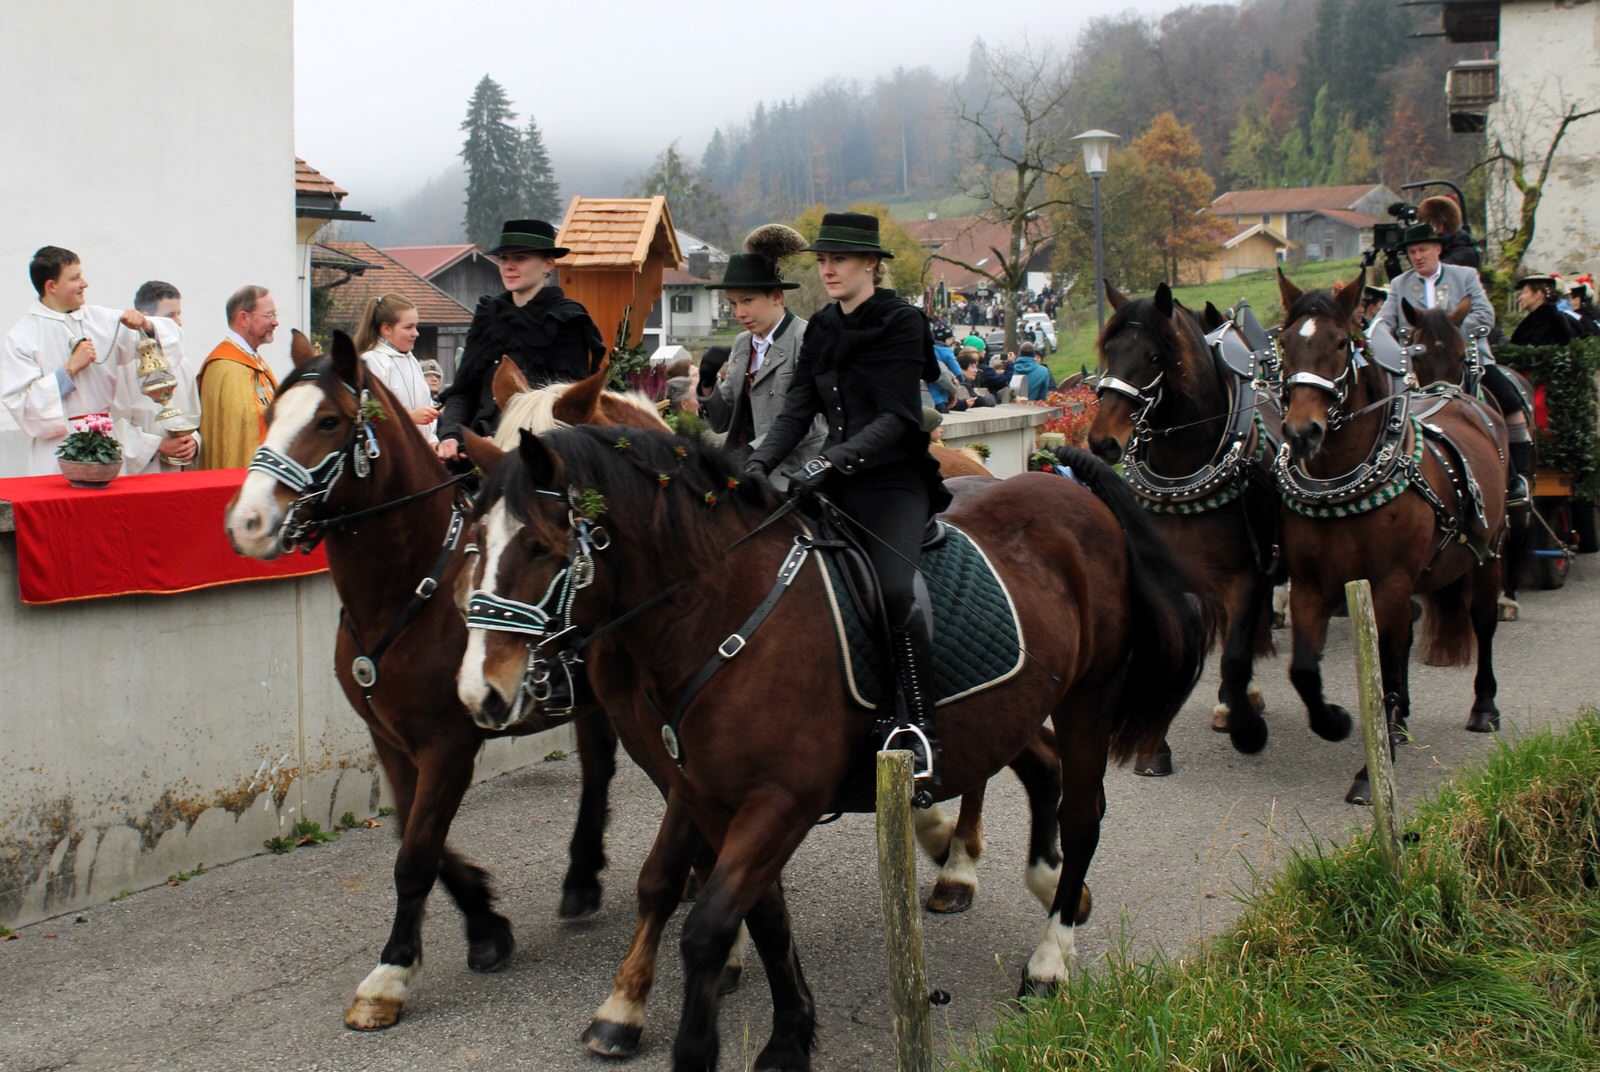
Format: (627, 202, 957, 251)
(1071, 128, 1120, 330)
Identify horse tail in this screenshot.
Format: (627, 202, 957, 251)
(1421, 575, 1475, 667)
(1052, 446, 1220, 762)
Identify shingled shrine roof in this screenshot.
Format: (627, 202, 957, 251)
(555, 197, 683, 270)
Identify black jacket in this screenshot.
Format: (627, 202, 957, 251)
(1510, 303, 1583, 346)
(436, 285, 604, 443)
(752, 289, 950, 511)
(1439, 229, 1481, 271)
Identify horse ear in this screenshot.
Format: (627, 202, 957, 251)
(330, 330, 362, 387)
(516, 428, 561, 487)
(1202, 301, 1225, 331)
(1401, 297, 1421, 326)
(1277, 268, 1303, 309)
(1335, 267, 1365, 319)
(552, 356, 612, 425)
(492, 356, 531, 411)
(289, 328, 318, 367)
(1154, 283, 1174, 319)
(1104, 280, 1129, 311)
(461, 429, 506, 474)
(1450, 296, 1473, 327)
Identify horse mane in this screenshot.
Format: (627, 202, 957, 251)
(1102, 296, 1209, 382)
(494, 381, 666, 449)
(1284, 289, 1350, 329)
(484, 426, 782, 572)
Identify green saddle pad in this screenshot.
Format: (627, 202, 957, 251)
(816, 522, 1024, 710)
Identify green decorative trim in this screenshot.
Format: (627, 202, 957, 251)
(1281, 419, 1425, 519)
(498, 231, 557, 249)
(1497, 339, 1600, 499)
(816, 224, 882, 244)
(358, 395, 387, 422)
(574, 489, 607, 521)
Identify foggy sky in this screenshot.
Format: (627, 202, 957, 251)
(294, 0, 1188, 212)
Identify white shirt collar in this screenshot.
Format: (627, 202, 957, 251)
(226, 328, 259, 357)
(372, 339, 410, 360)
(30, 300, 84, 323)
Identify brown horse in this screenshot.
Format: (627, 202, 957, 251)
(1088, 282, 1283, 771)
(455, 426, 1214, 1070)
(490, 355, 1065, 920)
(1402, 297, 1531, 616)
(223, 333, 620, 1029)
(1275, 270, 1508, 805)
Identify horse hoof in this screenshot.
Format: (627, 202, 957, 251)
(754, 1041, 813, 1071)
(467, 916, 513, 972)
(582, 1019, 643, 1058)
(1498, 596, 1519, 622)
(1465, 709, 1500, 733)
(559, 883, 603, 920)
(1312, 704, 1353, 742)
(1210, 703, 1231, 732)
(344, 996, 404, 1031)
(1345, 778, 1372, 807)
(719, 963, 744, 996)
(1229, 716, 1269, 756)
(926, 880, 976, 913)
(1132, 750, 1174, 777)
(1017, 973, 1061, 999)
(1271, 612, 1287, 630)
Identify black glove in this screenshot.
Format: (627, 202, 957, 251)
(786, 456, 833, 498)
(744, 459, 770, 479)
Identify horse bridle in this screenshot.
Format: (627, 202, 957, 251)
(463, 487, 612, 724)
(1095, 369, 1165, 445)
(1278, 324, 1365, 430)
(247, 376, 383, 553)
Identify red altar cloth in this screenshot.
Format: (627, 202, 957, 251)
(0, 469, 327, 605)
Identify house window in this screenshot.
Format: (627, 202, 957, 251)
(1261, 214, 1270, 225)
(670, 294, 694, 314)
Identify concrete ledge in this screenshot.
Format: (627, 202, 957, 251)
(938, 403, 1059, 477)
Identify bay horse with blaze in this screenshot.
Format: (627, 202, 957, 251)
(455, 425, 1214, 1070)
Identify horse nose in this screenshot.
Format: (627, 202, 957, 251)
(1088, 434, 1124, 465)
(473, 688, 513, 732)
(1286, 420, 1325, 460)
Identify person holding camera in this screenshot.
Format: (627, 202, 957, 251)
(1416, 195, 1480, 272)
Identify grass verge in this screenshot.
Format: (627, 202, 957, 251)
(952, 710, 1600, 1071)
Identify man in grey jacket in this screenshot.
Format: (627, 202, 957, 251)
(1376, 223, 1494, 341)
(702, 228, 823, 488)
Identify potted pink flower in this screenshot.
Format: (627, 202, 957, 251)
(57, 415, 123, 488)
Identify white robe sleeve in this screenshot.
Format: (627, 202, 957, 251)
(1, 319, 70, 443)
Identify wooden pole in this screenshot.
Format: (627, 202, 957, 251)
(876, 750, 934, 1072)
(1345, 579, 1405, 878)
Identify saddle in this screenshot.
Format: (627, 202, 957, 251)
(1410, 392, 1501, 561)
(802, 507, 1024, 711)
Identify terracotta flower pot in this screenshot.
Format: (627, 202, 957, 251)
(59, 458, 123, 489)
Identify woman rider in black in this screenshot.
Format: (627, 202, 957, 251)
(747, 211, 950, 779)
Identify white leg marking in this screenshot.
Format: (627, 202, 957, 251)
(725, 922, 747, 973)
(1024, 858, 1062, 910)
(1247, 682, 1265, 711)
(936, 834, 980, 893)
(1272, 584, 1289, 616)
(458, 501, 518, 712)
(594, 989, 647, 1029)
(912, 805, 955, 860)
(1212, 701, 1232, 730)
(1024, 911, 1076, 985)
(354, 960, 418, 1004)
(225, 383, 323, 558)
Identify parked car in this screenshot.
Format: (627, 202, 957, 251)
(1021, 312, 1058, 354)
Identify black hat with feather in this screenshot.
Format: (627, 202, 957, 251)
(704, 224, 808, 290)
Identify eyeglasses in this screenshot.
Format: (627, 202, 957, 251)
(251, 310, 280, 322)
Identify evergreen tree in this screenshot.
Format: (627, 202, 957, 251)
(459, 75, 522, 248)
(634, 142, 732, 245)
(517, 114, 561, 221)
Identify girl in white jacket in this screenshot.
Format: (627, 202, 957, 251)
(354, 293, 437, 442)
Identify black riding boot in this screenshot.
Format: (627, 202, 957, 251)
(1509, 440, 1534, 505)
(882, 603, 939, 785)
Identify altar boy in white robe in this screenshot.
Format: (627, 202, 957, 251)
(1, 246, 156, 477)
(110, 280, 200, 473)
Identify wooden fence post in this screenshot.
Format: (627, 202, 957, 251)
(1345, 578, 1405, 878)
(876, 749, 934, 1072)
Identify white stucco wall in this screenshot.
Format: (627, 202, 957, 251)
(0, 0, 302, 473)
(1487, 0, 1600, 274)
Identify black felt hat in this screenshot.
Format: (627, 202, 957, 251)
(1400, 223, 1443, 249)
(486, 219, 569, 257)
(803, 211, 895, 258)
(704, 253, 799, 290)
(1515, 271, 1559, 290)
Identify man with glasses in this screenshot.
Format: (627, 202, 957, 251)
(198, 285, 279, 469)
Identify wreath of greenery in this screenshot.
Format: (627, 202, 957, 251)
(1498, 338, 1600, 498)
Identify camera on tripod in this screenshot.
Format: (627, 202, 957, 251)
(1363, 201, 1420, 280)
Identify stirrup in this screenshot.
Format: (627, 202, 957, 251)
(881, 723, 935, 781)
(1507, 473, 1530, 508)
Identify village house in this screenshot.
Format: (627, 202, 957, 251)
(1206, 183, 1400, 265)
(904, 215, 1055, 301)
(1440, 0, 1600, 274)
(652, 230, 730, 347)
(314, 242, 474, 375)
(383, 244, 502, 312)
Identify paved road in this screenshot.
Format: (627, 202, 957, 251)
(4, 562, 1597, 1072)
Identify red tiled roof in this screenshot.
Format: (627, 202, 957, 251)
(922, 217, 1050, 291)
(383, 244, 485, 279)
(295, 157, 347, 198)
(1211, 184, 1384, 214)
(556, 197, 682, 270)
(902, 216, 978, 248)
(316, 242, 473, 330)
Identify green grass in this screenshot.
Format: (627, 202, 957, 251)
(1046, 258, 1367, 381)
(263, 818, 341, 856)
(952, 710, 1600, 1071)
